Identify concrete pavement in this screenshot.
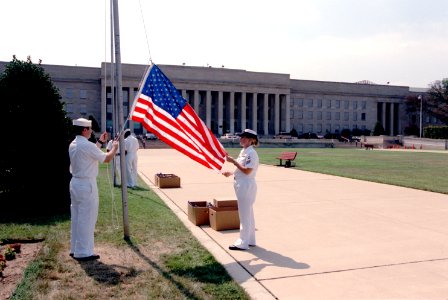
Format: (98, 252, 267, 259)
(137, 149, 448, 300)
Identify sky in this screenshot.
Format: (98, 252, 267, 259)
(1, 0, 447, 88)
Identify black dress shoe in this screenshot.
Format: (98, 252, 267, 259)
(229, 245, 246, 251)
(74, 255, 100, 261)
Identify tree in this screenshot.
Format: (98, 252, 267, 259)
(373, 122, 385, 136)
(0, 57, 73, 218)
(426, 78, 448, 125)
(290, 128, 298, 138)
(404, 124, 419, 136)
(404, 94, 421, 116)
(340, 128, 351, 138)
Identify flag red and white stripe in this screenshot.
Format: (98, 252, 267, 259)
(130, 64, 226, 171)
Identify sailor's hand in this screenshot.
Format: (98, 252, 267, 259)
(222, 171, 233, 177)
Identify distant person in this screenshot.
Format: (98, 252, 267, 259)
(106, 134, 121, 186)
(222, 129, 260, 251)
(69, 118, 118, 261)
(124, 129, 139, 188)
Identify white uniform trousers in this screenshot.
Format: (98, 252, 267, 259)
(112, 155, 121, 185)
(70, 177, 99, 258)
(233, 178, 257, 249)
(126, 153, 138, 187)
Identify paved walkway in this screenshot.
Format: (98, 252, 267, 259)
(137, 149, 448, 300)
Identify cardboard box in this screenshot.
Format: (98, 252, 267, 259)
(155, 173, 181, 188)
(188, 201, 210, 226)
(213, 197, 238, 208)
(209, 206, 240, 231)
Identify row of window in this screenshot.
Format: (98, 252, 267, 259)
(292, 111, 366, 121)
(65, 88, 88, 100)
(65, 103, 87, 115)
(296, 124, 367, 134)
(293, 98, 367, 110)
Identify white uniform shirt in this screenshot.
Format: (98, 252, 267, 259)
(234, 145, 259, 180)
(106, 140, 120, 154)
(125, 134, 139, 155)
(69, 135, 107, 178)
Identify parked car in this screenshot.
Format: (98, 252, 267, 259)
(221, 133, 239, 139)
(274, 133, 293, 139)
(298, 132, 318, 139)
(146, 133, 157, 140)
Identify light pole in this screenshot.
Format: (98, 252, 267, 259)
(418, 95, 422, 138)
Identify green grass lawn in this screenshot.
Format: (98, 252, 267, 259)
(1, 164, 250, 300)
(227, 148, 448, 194)
(1, 148, 447, 299)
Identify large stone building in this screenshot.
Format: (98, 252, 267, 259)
(1, 61, 428, 137)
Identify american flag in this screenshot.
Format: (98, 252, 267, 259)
(130, 64, 226, 171)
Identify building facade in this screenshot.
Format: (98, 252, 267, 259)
(0, 61, 425, 137)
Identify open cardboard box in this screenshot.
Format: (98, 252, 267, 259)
(209, 206, 240, 231)
(154, 173, 181, 188)
(187, 201, 210, 226)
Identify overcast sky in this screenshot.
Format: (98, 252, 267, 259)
(1, 0, 447, 88)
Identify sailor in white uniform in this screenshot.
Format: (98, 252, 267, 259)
(124, 129, 140, 188)
(69, 118, 118, 261)
(222, 129, 259, 250)
(106, 134, 121, 186)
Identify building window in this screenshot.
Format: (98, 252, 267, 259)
(80, 90, 87, 99)
(297, 98, 303, 107)
(80, 104, 87, 115)
(361, 113, 366, 121)
(317, 111, 322, 120)
(335, 112, 340, 120)
(344, 100, 349, 109)
(306, 124, 313, 133)
(297, 111, 303, 119)
(353, 101, 358, 109)
(326, 124, 331, 133)
(344, 112, 349, 121)
(66, 88, 74, 99)
(317, 99, 322, 108)
(353, 112, 357, 121)
(316, 124, 322, 133)
(307, 99, 313, 108)
(326, 100, 331, 108)
(307, 111, 313, 120)
(361, 101, 366, 109)
(65, 103, 74, 113)
(123, 89, 129, 106)
(335, 100, 340, 109)
(326, 112, 331, 120)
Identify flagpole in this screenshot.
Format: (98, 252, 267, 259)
(112, 0, 130, 240)
(109, 0, 118, 186)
